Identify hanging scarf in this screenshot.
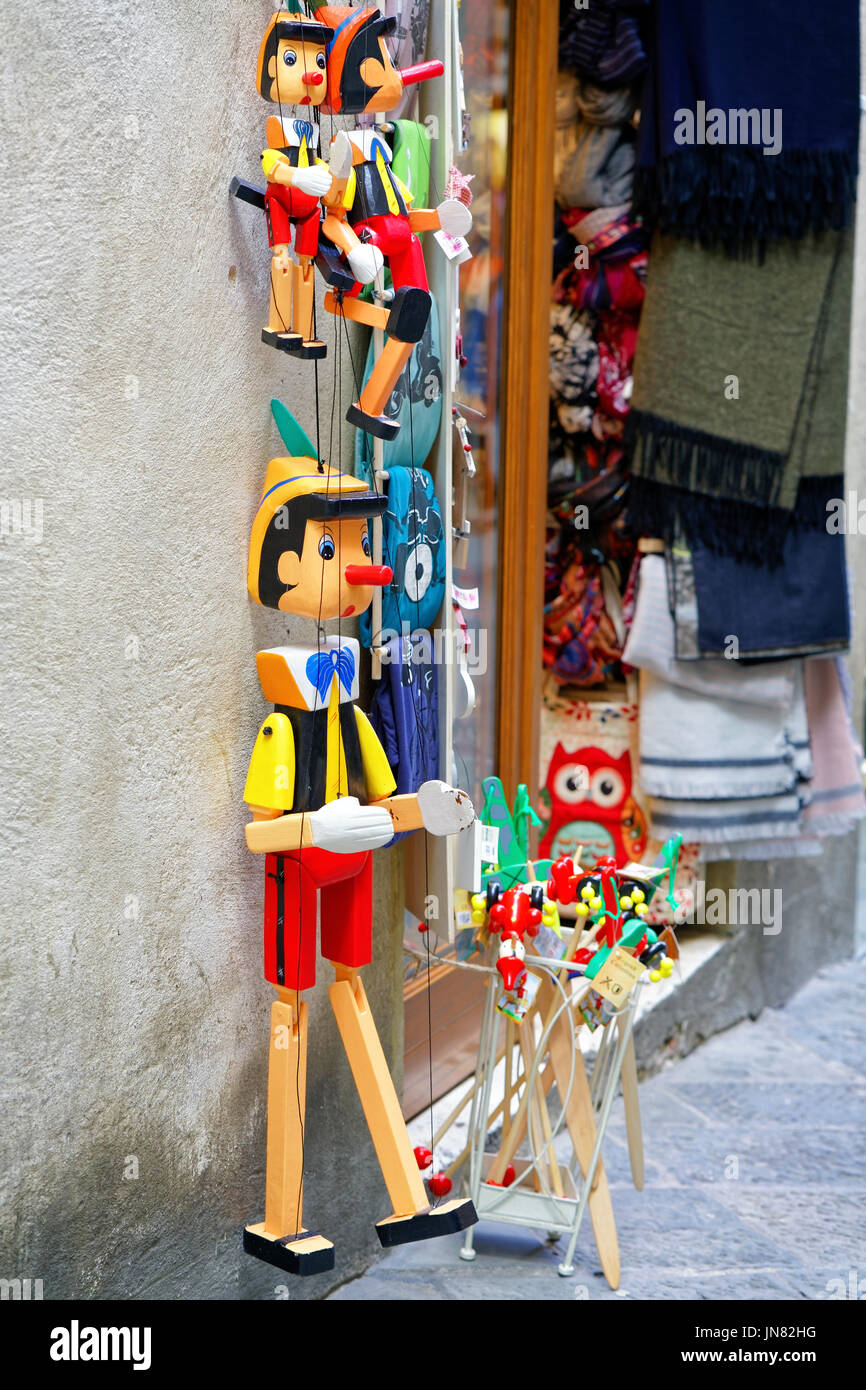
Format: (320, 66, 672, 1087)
(634, 0, 859, 257)
(625, 226, 853, 563)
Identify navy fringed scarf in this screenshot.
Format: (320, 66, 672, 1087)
(634, 0, 859, 257)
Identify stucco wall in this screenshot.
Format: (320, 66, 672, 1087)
(0, 3, 404, 1299)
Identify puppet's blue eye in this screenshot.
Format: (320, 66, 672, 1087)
(316, 53, 326, 70)
(318, 535, 335, 560)
(361, 531, 370, 557)
(283, 49, 298, 66)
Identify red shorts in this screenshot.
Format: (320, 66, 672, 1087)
(264, 182, 321, 257)
(263, 847, 372, 991)
(350, 214, 428, 294)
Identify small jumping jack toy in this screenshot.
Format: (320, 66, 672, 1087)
(470, 881, 560, 1024)
(242, 403, 478, 1275)
(311, 1, 473, 439)
(546, 853, 674, 1027)
(254, 7, 385, 358)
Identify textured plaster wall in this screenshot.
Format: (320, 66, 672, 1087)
(0, 4, 403, 1299)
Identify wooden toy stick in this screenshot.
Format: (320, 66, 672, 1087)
(502, 1018, 516, 1144)
(619, 1025, 644, 1191)
(486, 925, 584, 1184)
(432, 1037, 510, 1150)
(441, 1061, 535, 1180)
(264, 995, 307, 1238)
(328, 965, 429, 1218)
(519, 1024, 564, 1198)
(537, 975, 620, 1288)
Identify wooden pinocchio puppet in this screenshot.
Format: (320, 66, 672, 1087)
(310, 2, 473, 439)
(256, 7, 385, 358)
(242, 405, 478, 1275)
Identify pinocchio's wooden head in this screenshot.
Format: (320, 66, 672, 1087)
(308, 3, 443, 115)
(257, 9, 332, 106)
(248, 409, 391, 621)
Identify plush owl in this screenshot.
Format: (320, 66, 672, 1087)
(538, 743, 647, 868)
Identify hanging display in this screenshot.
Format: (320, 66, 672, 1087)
(232, 4, 479, 1278)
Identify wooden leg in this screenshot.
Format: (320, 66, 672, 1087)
(358, 337, 414, 418)
(329, 964, 478, 1247)
(267, 245, 295, 335)
(243, 992, 335, 1276)
(265, 994, 307, 1239)
(323, 289, 390, 332)
(329, 965, 427, 1217)
(292, 261, 316, 343)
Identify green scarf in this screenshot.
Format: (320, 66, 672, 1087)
(626, 227, 852, 561)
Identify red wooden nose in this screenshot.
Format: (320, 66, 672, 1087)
(302, 72, 324, 86)
(398, 59, 444, 87)
(344, 564, 392, 586)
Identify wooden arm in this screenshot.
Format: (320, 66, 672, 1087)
(245, 794, 424, 855)
(407, 208, 441, 233)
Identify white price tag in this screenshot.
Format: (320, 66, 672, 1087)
(452, 583, 479, 610)
(480, 824, 500, 864)
(434, 229, 473, 264)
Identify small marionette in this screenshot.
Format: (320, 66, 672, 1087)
(256, 7, 385, 358)
(308, 2, 473, 439)
(242, 405, 478, 1275)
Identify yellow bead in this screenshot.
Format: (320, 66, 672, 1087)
(471, 895, 485, 911)
(620, 895, 633, 909)
(662, 958, 674, 976)
(597, 916, 606, 928)
(650, 970, 661, 983)
(590, 895, 602, 911)
(635, 903, 648, 916)
(632, 888, 645, 903)
(576, 903, 590, 917)
(471, 910, 486, 926)
(580, 885, 594, 901)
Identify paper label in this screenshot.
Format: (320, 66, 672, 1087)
(480, 824, 500, 864)
(434, 229, 473, 264)
(591, 948, 645, 1005)
(452, 583, 479, 610)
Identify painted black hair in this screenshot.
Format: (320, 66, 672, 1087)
(258, 18, 331, 101)
(257, 494, 324, 609)
(337, 14, 397, 112)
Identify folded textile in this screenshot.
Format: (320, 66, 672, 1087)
(574, 77, 639, 127)
(634, 0, 860, 256)
(559, 0, 648, 89)
(625, 227, 853, 558)
(667, 527, 851, 661)
(802, 656, 866, 834)
(698, 838, 822, 863)
(556, 116, 636, 209)
(638, 669, 809, 801)
(648, 790, 806, 846)
(623, 553, 797, 707)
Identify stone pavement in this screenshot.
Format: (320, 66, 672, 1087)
(328, 956, 866, 1301)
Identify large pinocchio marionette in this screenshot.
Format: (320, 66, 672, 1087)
(242, 405, 478, 1275)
